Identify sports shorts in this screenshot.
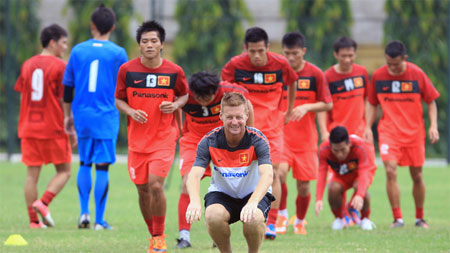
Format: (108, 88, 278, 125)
(179, 135, 211, 177)
(265, 132, 283, 165)
(21, 137, 72, 166)
(128, 148, 176, 184)
(78, 137, 116, 165)
(204, 191, 275, 224)
(329, 172, 358, 192)
(378, 135, 425, 167)
(280, 149, 318, 181)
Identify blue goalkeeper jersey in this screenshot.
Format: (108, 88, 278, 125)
(63, 39, 128, 139)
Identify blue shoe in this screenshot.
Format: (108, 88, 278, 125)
(265, 224, 276, 240)
(93, 221, 112, 230)
(348, 208, 361, 225)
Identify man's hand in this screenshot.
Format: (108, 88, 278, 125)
(290, 104, 310, 122)
(64, 116, 76, 135)
(315, 200, 323, 217)
(240, 201, 258, 223)
(130, 109, 148, 124)
(159, 101, 178, 114)
(350, 195, 364, 212)
(186, 201, 202, 224)
(320, 131, 329, 143)
(429, 126, 439, 144)
(363, 127, 374, 144)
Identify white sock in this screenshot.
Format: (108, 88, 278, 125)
(179, 230, 190, 242)
(396, 218, 404, 223)
(278, 209, 288, 218)
(294, 218, 304, 226)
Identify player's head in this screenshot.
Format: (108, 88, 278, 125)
(188, 72, 220, 106)
(282, 32, 306, 70)
(220, 92, 249, 136)
(91, 4, 116, 35)
(244, 27, 269, 67)
(333, 37, 357, 70)
(136, 20, 165, 59)
(385, 40, 408, 75)
(329, 126, 350, 161)
(40, 24, 68, 58)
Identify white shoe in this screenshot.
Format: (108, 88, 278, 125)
(361, 218, 376, 230)
(332, 218, 346, 230)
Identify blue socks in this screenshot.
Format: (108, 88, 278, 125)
(94, 165, 109, 225)
(77, 163, 92, 216)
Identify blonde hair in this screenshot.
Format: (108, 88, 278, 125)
(220, 92, 248, 112)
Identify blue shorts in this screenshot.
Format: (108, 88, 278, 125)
(78, 137, 116, 165)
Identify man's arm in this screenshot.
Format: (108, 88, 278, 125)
(317, 111, 329, 143)
(159, 93, 189, 114)
(427, 100, 439, 144)
(364, 99, 378, 144)
(246, 100, 255, 127)
(240, 164, 273, 223)
(315, 154, 328, 217)
(186, 165, 207, 224)
(115, 98, 148, 124)
(290, 101, 332, 122)
(285, 81, 297, 124)
(175, 108, 183, 136)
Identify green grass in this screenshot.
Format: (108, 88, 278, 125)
(1, 161, 449, 252)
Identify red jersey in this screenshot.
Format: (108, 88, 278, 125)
(14, 55, 67, 139)
(325, 64, 369, 137)
(368, 62, 439, 145)
(221, 52, 298, 136)
(282, 61, 332, 152)
(182, 81, 249, 139)
(115, 58, 188, 153)
(316, 135, 371, 201)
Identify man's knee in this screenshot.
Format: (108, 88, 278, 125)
(297, 180, 310, 196)
(328, 182, 343, 196)
(242, 209, 265, 227)
(410, 167, 424, 184)
(385, 162, 397, 181)
(205, 204, 230, 225)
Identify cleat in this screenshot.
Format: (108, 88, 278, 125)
(344, 215, 355, 227)
(78, 214, 90, 229)
(391, 219, 405, 228)
(32, 200, 54, 227)
(152, 234, 167, 252)
(264, 224, 276, 240)
(415, 219, 429, 229)
(294, 222, 307, 235)
(348, 207, 361, 225)
(148, 238, 153, 253)
(175, 238, 191, 249)
(93, 221, 112, 230)
(30, 222, 47, 229)
(361, 218, 376, 230)
(332, 218, 346, 230)
(275, 215, 288, 234)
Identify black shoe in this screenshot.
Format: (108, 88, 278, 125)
(415, 219, 429, 228)
(390, 219, 405, 228)
(176, 238, 191, 249)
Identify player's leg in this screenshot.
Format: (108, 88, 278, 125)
(243, 208, 266, 253)
(360, 191, 375, 230)
(328, 181, 346, 230)
(205, 204, 232, 252)
(384, 160, 404, 227)
(275, 161, 289, 234)
(25, 165, 46, 228)
(409, 166, 428, 228)
(77, 137, 93, 228)
(294, 180, 310, 234)
(93, 163, 110, 229)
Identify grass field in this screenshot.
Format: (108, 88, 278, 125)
(1, 160, 449, 252)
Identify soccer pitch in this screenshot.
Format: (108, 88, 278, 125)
(1, 161, 449, 252)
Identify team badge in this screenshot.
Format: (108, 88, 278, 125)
(158, 76, 170, 86)
(239, 153, 250, 164)
(210, 104, 221, 115)
(401, 82, 413, 92)
(298, 79, 310, 89)
(347, 161, 357, 170)
(354, 77, 363, 88)
(264, 73, 276, 84)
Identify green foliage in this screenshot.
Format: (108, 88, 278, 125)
(0, 0, 40, 151)
(281, 0, 352, 70)
(173, 0, 252, 76)
(384, 0, 448, 156)
(65, 0, 136, 54)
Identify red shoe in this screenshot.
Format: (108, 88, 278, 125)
(294, 222, 307, 235)
(32, 200, 54, 227)
(275, 215, 288, 234)
(152, 234, 167, 252)
(30, 222, 47, 229)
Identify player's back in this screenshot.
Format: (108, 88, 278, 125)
(15, 55, 67, 139)
(63, 39, 128, 139)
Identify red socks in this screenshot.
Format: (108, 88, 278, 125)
(331, 208, 343, 218)
(178, 193, 191, 231)
(295, 194, 311, 220)
(392, 207, 402, 220)
(361, 209, 371, 219)
(416, 207, 424, 219)
(145, 218, 153, 235)
(267, 208, 278, 225)
(28, 206, 39, 223)
(279, 182, 288, 210)
(152, 215, 165, 236)
(41, 191, 56, 206)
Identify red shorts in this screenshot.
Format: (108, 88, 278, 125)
(265, 132, 283, 165)
(179, 136, 211, 177)
(21, 137, 72, 166)
(281, 149, 318, 181)
(364, 141, 377, 184)
(379, 136, 425, 167)
(127, 149, 176, 184)
(329, 172, 358, 191)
